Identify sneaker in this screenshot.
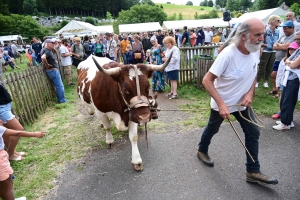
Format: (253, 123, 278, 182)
(263, 82, 269, 88)
(255, 83, 258, 88)
(197, 151, 214, 167)
(276, 121, 294, 128)
(273, 122, 290, 130)
(272, 113, 280, 119)
(246, 171, 278, 185)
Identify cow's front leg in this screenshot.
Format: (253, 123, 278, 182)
(129, 121, 143, 171)
(96, 110, 114, 148)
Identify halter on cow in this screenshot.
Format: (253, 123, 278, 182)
(77, 52, 173, 170)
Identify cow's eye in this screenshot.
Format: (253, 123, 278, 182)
(123, 88, 129, 95)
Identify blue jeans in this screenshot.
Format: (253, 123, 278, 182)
(280, 78, 299, 125)
(198, 108, 260, 173)
(45, 69, 68, 103)
(122, 53, 128, 64)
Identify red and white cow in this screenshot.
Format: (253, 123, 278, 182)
(77, 54, 172, 170)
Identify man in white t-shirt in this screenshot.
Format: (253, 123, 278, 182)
(197, 18, 278, 185)
(60, 39, 74, 86)
(11, 41, 22, 64)
(203, 27, 213, 45)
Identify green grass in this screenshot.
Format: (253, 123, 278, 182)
(158, 3, 221, 20)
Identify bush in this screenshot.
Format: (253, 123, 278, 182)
(85, 17, 95, 25)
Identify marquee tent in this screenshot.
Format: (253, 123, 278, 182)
(119, 22, 162, 33)
(237, 7, 287, 24)
(95, 25, 114, 33)
(55, 20, 99, 35)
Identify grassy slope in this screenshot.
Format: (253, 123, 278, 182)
(158, 3, 222, 20)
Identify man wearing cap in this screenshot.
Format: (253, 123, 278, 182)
(103, 33, 117, 61)
(60, 39, 74, 86)
(269, 20, 295, 95)
(41, 38, 68, 103)
(196, 27, 204, 46)
(279, 12, 300, 38)
(70, 37, 84, 67)
(156, 29, 165, 46)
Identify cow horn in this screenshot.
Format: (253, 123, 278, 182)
(146, 51, 173, 71)
(92, 56, 121, 75)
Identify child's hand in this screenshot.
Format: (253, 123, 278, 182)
(34, 132, 45, 138)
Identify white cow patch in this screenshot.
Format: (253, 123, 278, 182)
(129, 67, 143, 81)
(78, 56, 114, 81)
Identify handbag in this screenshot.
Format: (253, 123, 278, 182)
(134, 52, 142, 59)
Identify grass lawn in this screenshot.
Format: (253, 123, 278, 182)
(5, 54, 300, 199)
(158, 3, 222, 20)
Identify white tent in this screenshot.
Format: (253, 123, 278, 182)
(119, 22, 162, 33)
(238, 8, 287, 24)
(95, 25, 114, 33)
(55, 20, 99, 35)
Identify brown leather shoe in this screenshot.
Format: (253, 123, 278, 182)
(197, 151, 214, 167)
(246, 171, 278, 185)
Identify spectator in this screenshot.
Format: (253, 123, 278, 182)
(279, 12, 300, 38)
(190, 29, 197, 47)
(141, 32, 152, 55)
(175, 29, 182, 47)
(60, 39, 74, 86)
(2, 51, 18, 70)
(70, 37, 84, 67)
(150, 36, 165, 92)
(132, 35, 144, 64)
(83, 35, 92, 59)
(162, 36, 180, 99)
(196, 27, 204, 46)
(269, 21, 295, 96)
(156, 29, 165, 46)
(31, 37, 43, 65)
(204, 27, 213, 45)
(94, 38, 104, 57)
(104, 32, 118, 61)
(197, 18, 278, 185)
(212, 31, 221, 43)
(3, 44, 13, 58)
(10, 41, 22, 64)
(120, 34, 131, 64)
(0, 120, 44, 200)
(126, 44, 134, 64)
(41, 39, 68, 103)
(181, 26, 190, 47)
(145, 49, 151, 64)
(273, 31, 300, 130)
(257, 15, 281, 88)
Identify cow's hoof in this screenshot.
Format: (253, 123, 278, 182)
(132, 163, 144, 171)
(106, 143, 114, 149)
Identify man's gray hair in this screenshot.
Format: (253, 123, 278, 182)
(295, 30, 300, 35)
(230, 21, 251, 46)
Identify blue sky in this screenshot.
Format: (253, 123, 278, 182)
(152, 0, 202, 6)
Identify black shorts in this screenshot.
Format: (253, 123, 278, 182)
(166, 70, 179, 81)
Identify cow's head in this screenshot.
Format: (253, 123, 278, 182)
(92, 53, 172, 124)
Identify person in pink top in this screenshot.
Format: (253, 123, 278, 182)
(190, 29, 197, 47)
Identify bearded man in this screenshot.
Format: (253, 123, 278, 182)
(196, 18, 278, 185)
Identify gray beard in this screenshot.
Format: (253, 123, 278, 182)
(245, 38, 261, 53)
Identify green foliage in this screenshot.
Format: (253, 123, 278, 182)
(225, 0, 252, 11)
(194, 12, 199, 19)
(186, 1, 193, 5)
(200, 8, 204, 10)
(195, 9, 219, 19)
(236, 12, 242, 17)
(208, 0, 214, 7)
(106, 11, 112, 20)
(60, 20, 69, 28)
(290, 3, 300, 16)
(166, 2, 171, 4)
(200, 0, 208, 6)
(178, 12, 183, 20)
(0, 14, 49, 38)
(251, 0, 274, 11)
(85, 17, 95, 25)
(277, 0, 297, 7)
(23, 0, 37, 15)
(117, 4, 167, 25)
(160, 4, 163, 9)
(140, 0, 155, 6)
(0, 0, 9, 15)
(215, 0, 227, 8)
(168, 13, 177, 20)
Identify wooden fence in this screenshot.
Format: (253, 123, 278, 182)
(1, 66, 55, 125)
(177, 45, 218, 88)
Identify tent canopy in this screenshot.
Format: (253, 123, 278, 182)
(119, 22, 162, 33)
(238, 8, 287, 24)
(55, 20, 99, 35)
(95, 25, 114, 33)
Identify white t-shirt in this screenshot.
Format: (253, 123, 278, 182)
(0, 126, 6, 150)
(209, 43, 260, 113)
(204, 31, 213, 43)
(165, 45, 180, 72)
(59, 44, 72, 66)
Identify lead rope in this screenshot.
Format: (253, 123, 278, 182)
(145, 123, 148, 149)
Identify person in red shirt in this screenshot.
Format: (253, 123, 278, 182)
(190, 29, 197, 47)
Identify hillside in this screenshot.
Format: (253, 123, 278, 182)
(158, 3, 222, 20)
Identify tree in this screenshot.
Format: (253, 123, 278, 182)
(290, 3, 300, 16)
(140, 0, 155, 6)
(277, 0, 297, 7)
(85, 17, 95, 25)
(178, 12, 183, 20)
(186, 1, 193, 6)
(60, 20, 69, 28)
(106, 11, 112, 20)
(215, 0, 227, 8)
(200, 0, 208, 6)
(167, 2, 171, 4)
(251, 0, 275, 11)
(160, 4, 163, 9)
(23, 0, 37, 15)
(117, 4, 167, 25)
(0, 0, 10, 15)
(226, 0, 239, 11)
(208, 0, 214, 7)
(239, 0, 252, 11)
(168, 13, 177, 20)
(195, 9, 219, 19)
